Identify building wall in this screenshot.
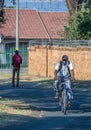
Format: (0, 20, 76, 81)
(28, 45, 91, 80)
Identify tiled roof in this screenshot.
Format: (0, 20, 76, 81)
(0, 9, 16, 39)
(40, 12, 69, 39)
(0, 9, 69, 39)
(19, 10, 49, 39)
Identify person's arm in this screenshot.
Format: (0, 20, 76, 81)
(70, 69, 75, 80)
(69, 62, 75, 80)
(54, 62, 60, 80)
(12, 56, 14, 65)
(19, 55, 22, 64)
(54, 70, 58, 80)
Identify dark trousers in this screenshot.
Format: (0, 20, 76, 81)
(12, 67, 20, 86)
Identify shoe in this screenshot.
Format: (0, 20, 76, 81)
(55, 92, 59, 99)
(12, 84, 15, 87)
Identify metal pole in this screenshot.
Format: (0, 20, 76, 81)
(16, 0, 19, 49)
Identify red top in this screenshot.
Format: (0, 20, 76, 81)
(12, 54, 22, 68)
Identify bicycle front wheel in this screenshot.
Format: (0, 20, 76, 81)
(61, 89, 67, 115)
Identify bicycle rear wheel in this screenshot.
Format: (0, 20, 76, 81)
(61, 89, 67, 115)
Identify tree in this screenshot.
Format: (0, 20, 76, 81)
(65, 0, 91, 40)
(85, 0, 91, 15)
(66, 0, 88, 16)
(66, 0, 73, 16)
(0, 0, 4, 8)
(0, 0, 15, 24)
(65, 10, 91, 40)
(78, 12, 91, 39)
(64, 14, 79, 40)
(0, 0, 4, 23)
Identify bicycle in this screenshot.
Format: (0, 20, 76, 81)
(59, 81, 69, 115)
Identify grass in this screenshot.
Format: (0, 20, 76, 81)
(0, 72, 52, 82)
(0, 98, 33, 116)
(0, 97, 33, 127)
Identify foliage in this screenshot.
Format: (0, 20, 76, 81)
(85, 0, 91, 15)
(0, 0, 15, 8)
(64, 15, 79, 40)
(77, 11, 91, 40)
(0, 0, 4, 8)
(0, 0, 15, 25)
(65, 1, 91, 40)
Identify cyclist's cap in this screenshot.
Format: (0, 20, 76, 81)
(62, 55, 68, 61)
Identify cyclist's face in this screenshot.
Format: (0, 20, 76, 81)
(62, 59, 67, 65)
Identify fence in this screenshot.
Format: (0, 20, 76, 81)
(0, 49, 28, 69)
(29, 39, 91, 47)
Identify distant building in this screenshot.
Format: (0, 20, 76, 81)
(0, 8, 69, 67)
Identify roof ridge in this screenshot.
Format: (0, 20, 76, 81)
(36, 11, 51, 40)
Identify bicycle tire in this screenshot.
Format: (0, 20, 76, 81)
(61, 89, 67, 115)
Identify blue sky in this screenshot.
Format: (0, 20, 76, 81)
(19, 0, 65, 2)
(4, 0, 68, 12)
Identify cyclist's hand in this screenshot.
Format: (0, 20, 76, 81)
(70, 77, 75, 81)
(54, 76, 58, 80)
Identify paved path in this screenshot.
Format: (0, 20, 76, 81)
(0, 80, 91, 130)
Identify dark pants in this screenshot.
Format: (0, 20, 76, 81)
(12, 67, 20, 87)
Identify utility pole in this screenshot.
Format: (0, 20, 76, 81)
(16, 0, 19, 50)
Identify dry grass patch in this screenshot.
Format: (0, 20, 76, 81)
(0, 98, 33, 127)
(0, 98, 33, 116)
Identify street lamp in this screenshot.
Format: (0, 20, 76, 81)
(16, 0, 19, 50)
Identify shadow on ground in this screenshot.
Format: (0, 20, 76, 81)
(0, 79, 91, 130)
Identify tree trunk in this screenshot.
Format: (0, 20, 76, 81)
(66, 0, 74, 16)
(0, 0, 4, 9)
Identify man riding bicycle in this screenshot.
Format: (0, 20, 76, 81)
(54, 55, 75, 105)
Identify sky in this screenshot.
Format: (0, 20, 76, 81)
(19, 0, 64, 2)
(4, 0, 68, 12)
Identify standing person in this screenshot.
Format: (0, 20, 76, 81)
(54, 55, 75, 105)
(12, 50, 22, 87)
